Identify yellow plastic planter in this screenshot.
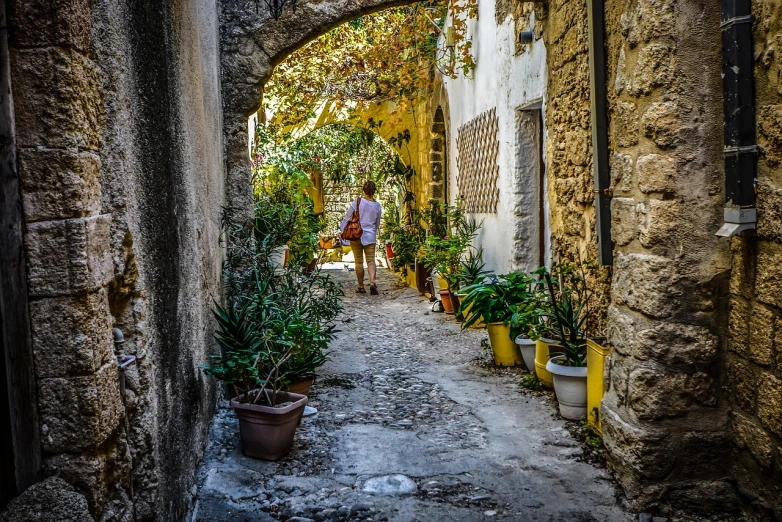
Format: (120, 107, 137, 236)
(405, 269, 417, 289)
(437, 275, 448, 290)
(487, 323, 523, 366)
(463, 303, 485, 329)
(587, 339, 611, 433)
(534, 339, 556, 389)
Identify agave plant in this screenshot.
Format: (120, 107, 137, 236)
(543, 272, 588, 367)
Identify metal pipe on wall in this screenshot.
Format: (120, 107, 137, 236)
(587, 0, 613, 265)
(717, 0, 757, 237)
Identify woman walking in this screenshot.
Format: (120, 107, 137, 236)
(340, 180, 382, 295)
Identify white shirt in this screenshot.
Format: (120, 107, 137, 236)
(340, 197, 382, 246)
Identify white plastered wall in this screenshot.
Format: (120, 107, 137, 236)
(444, 6, 548, 275)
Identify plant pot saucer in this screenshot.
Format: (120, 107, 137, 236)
(303, 406, 318, 416)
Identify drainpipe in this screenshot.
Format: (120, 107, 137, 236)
(587, 0, 613, 265)
(716, 0, 757, 237)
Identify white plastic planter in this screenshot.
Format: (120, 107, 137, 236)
(545, 355, 588, 420)
(515, 336, 537, 373)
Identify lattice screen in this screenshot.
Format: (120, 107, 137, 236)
(456, 108, 500, 213)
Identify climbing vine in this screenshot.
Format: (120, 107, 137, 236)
(264, 0, 478, 126)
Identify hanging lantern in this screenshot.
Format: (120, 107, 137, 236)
(257, 0, 296, 20)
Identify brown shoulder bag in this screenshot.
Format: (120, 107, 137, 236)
(340, 198, 363, 241)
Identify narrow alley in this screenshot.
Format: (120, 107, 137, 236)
(193, 267, 627, 522)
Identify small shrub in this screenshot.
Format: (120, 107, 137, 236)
(521, 373, 542, 390)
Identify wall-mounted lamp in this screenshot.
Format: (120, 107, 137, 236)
(519, 31, 534, 45)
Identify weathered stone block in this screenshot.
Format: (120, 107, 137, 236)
(756, 180, 782, 242)
(630, 43, 675, 95)
(756, 240, 782, 309)
(606, 304, 641, 357)
(679, 432, 732, 477)
(636, 154, 676, 195)
(38, 363, 123, 453)
(613, 253, 679, 318)
(628, 367, 715, 419)
(601, 403, 675, 480)
(758, 372, 782, 438)
(614, 101, 639, 148)
(8, 0, 92, 51)
(0, 477, 94, 522)
(748, 303, 776, 367)
(25, 215, 113, 297)
(29, 290, 113, 379)
(731, 359, 757, 413)
(11, 48, 101, 150)
(18, 148, 101, 222)
(732, 412, 773, 468)
(610, 152, 632, 194)
(45, 441, 131, 515)
(758, 104, 782, 168)
(564, 129, 590, 167)
(634, 322, 718, 366)
(638, 199, 678, 247)
(611, 197, 637, 246)
(728, 297, 751, 358)
(666, 480, 739, 517)
(637, 0, 675, 42)
(729, 238, 756, 300)
(614, 46, 626, 93)
(642, 102, 679, 148)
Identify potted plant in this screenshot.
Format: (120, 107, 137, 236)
(543, 267, 592, 420)
(205, 302, 308, 461)
(459, 270, 544, 366)
(456, 251, 492, 328)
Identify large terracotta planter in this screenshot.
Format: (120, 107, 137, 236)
(286, 376, 315, 395)
(515, 336, 537, 373)
(487, 323, 523, 366)
(231, 391, 307, 461)
(415, 259, 432, 294)
(439, 289, 454, 314)
(385, 243, 395, 259)
(546, 355, 588, 420)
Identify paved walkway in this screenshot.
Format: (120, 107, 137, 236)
(193, 267, 630, 521)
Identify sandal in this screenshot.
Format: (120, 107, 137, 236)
(369, 284, 378, 295)
(356, 287, 366, 294)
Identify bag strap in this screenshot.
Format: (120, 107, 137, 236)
(355, 197, 361, 211)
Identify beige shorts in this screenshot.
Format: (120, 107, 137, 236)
(350, 241, 376, 268)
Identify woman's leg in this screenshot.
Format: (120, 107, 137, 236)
(350, 240, 365, 288)
(365, 243, 377, 285)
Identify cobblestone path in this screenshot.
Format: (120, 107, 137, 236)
(193, 267, 630, 522)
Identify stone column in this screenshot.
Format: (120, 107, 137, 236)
(600, 0, 736, 516)
(8, 0, 127, 516)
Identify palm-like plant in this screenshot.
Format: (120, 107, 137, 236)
(543, 271, 589, 367)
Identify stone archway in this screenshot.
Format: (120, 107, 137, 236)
(219, 0, 422, 215)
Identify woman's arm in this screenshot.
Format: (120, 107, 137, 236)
(375, 205, 382, 231)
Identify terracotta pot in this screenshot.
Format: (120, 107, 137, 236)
(439, 289, 454, 314)
(286, 376, 315, 395)
(231, 391, 307, 461)
(385, 243, 395, 259)
(303, 258, 318, 275)
(415, 259, 432, 294)
(319, 237, 335, 249)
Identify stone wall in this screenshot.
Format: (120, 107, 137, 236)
(7, 0, 224, 519)
(541, 0, 612, 331)
(600, 0, 738, 516)
(727, 1, 782, 518)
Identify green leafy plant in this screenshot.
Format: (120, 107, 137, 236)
(459, 249, 491, 287)
(521, 373, 542, 390)
(459, 268, 547, 339)
(418, 204, 480, 291)
(543, 269, 590, 367)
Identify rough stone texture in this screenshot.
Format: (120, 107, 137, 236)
(24, 216, 114, 297)
(636, 154, 676, 195)
(610, 197, 636, 246)
(28, 290, 114, 379)
(602, 0, 737, 515)
(0, 477, 94, 522)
